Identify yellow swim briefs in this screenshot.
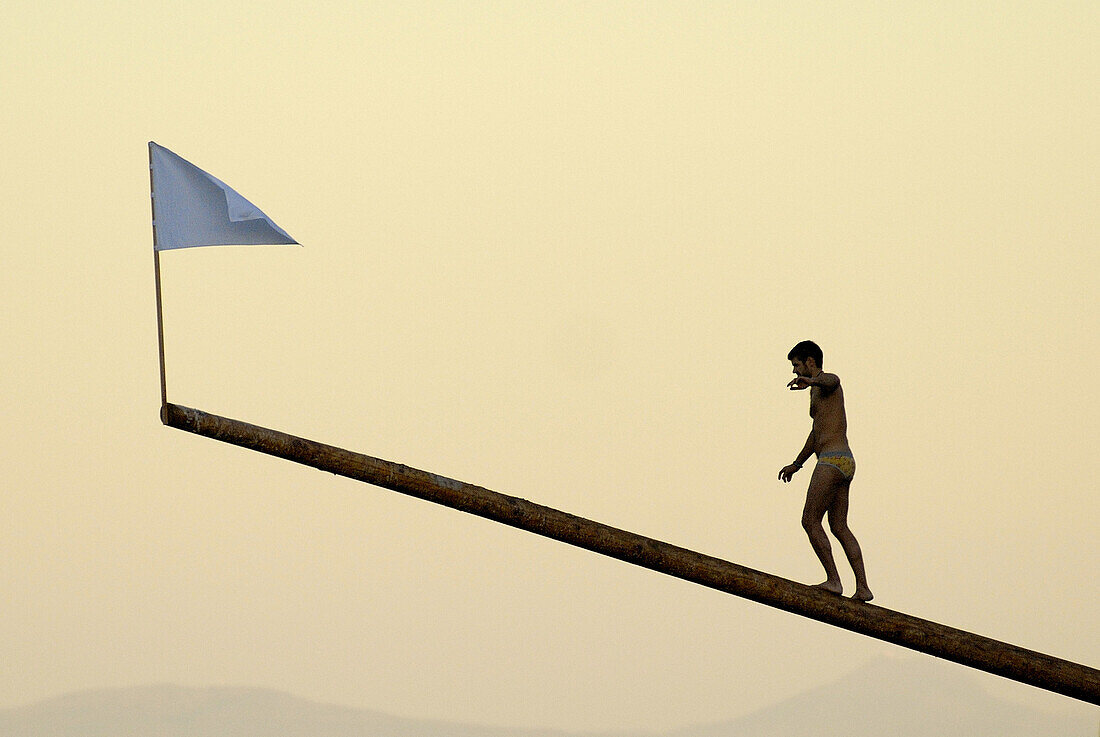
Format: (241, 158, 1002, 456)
(817, 451, 856, 480)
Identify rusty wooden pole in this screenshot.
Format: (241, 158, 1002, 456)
(162, 402, 1100, 706)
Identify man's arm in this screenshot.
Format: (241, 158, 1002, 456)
(779, 430, 815, 483)
(787, 372, 840, 392)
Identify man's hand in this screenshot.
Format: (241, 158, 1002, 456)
(778, 463, 802, 483)
(787, 376, 812, 390)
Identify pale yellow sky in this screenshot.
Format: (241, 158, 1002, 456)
(1, 1, 1097, 731)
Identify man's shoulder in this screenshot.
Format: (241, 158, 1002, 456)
(818, 373, 842, 395)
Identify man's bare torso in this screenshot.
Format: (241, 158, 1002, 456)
(809, 379, 850, 455)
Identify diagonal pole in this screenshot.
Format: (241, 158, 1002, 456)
(161, 402, 1100, 706)
(149, 143, 168, 414)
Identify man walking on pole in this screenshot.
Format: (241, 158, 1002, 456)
(778, 340, 873, 602)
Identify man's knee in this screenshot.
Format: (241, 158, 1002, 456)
(802, 513, 823, 532)
(828, 517, 852, 539)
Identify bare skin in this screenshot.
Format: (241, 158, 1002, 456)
(778, 356, 873, 602)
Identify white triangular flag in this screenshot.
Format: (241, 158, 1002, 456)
(149, 141, 298, 251)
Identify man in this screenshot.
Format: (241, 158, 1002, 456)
(778, 340, 873, 602)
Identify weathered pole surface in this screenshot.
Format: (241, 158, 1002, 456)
(162, 402, 1100, 706)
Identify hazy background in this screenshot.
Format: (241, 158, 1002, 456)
(1, 1, 1096, 732)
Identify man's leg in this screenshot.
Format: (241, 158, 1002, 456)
(802, 465, 843, 594)
(827, 481, 873, 602)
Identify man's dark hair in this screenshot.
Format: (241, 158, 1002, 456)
(788, 340, 823, 368)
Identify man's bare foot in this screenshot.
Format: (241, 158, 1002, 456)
(813, 580, 843, 595)
(851, 587, 874, 602)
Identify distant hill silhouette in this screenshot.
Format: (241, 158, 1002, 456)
(0, 658, 1093, 737)
(668, 657, 1095, 737)
(0, 686, 569, 737)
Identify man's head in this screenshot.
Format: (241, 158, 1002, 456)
(788, 340, 823, 376)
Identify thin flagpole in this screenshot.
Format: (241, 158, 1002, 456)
(149, 143, 168, 415)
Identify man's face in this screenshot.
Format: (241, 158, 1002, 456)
(791, 358, 813, 377)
